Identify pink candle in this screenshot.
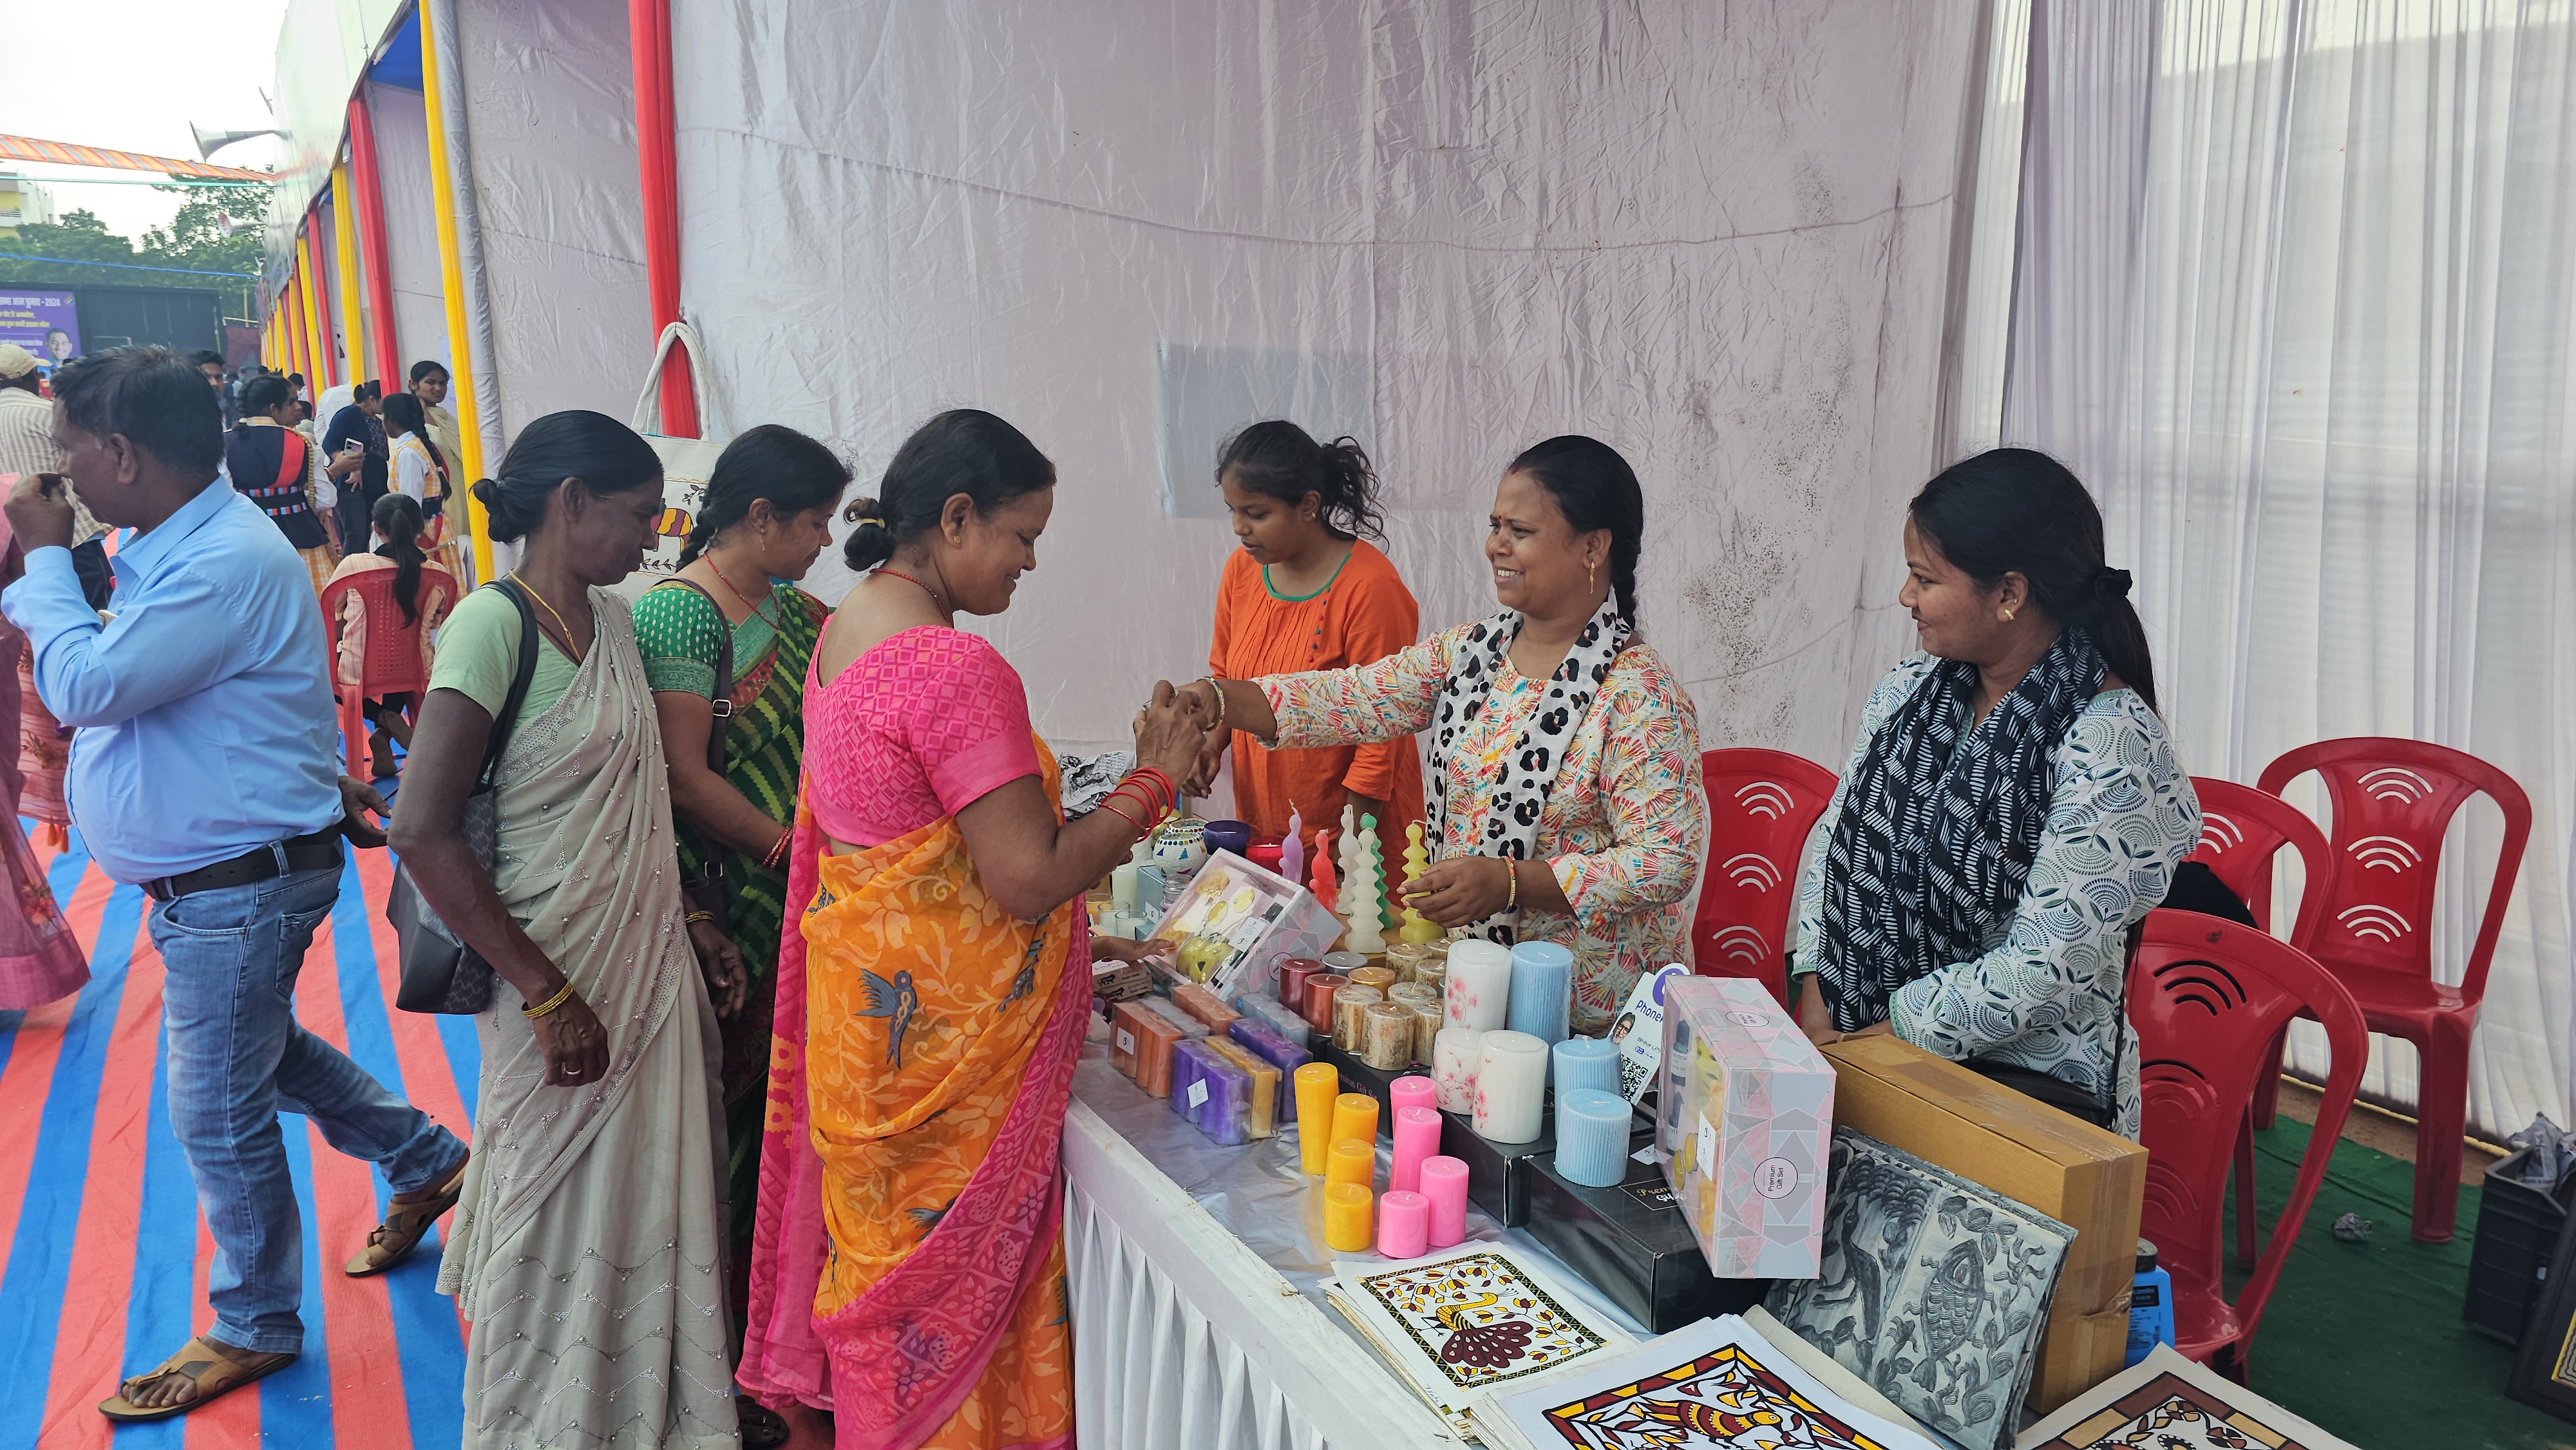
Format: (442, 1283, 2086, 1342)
(1419, 1156, 1469, 1248)
(1388, 1074, 1437, 1118)
(1390, 1105, 1442, 1194)
(1376, 1189, 1431, 1260)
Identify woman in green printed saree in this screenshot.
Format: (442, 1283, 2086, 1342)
(632, 424, 851, 1260)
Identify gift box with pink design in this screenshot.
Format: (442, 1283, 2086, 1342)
(1659, 975, 1834, 1279)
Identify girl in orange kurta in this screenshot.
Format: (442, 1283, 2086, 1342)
(1205, 421, 1424, 874)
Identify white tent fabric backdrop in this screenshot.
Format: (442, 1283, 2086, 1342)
(366, 80, 456, 384)
(1998, 0, 2576, 1140)
(659, 0, 1984, 762)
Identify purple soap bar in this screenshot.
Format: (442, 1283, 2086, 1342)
(1177, 1038, 1255, 1146)
(1228, 1017, 1312, 1077)
(1168, 1038, 1211, 1123)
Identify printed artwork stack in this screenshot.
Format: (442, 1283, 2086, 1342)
(2013, 1344, 2358, 1449)
(1323, 1245, 1635, 1432)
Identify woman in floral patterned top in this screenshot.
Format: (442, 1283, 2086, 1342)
(1792, 450, 2201, 1136)
(1180, 437, 1707, 1032)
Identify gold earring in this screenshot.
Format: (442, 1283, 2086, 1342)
(2003, 608, 2016, 621)
(1588, 561, 1597, 589)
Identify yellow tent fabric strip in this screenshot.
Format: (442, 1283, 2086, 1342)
(331, 163, 366, 389)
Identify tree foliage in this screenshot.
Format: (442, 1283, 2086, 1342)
(0, 184, 271, 319)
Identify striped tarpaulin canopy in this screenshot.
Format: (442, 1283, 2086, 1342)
(0, 135, 270, 182)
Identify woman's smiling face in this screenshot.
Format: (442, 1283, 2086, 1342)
(1900, 516, 2018, 661)
(1484, 469, 1603, 617)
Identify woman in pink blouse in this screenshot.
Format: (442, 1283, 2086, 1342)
(1178, 435, 1707, 1031)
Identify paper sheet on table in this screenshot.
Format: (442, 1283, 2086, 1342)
(1322, 1245, 1636, 1431)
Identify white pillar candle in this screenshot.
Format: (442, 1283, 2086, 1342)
(1432, 1027, 1484, 1113)
(1471, 1030, 1548, 1144)
(1110, 862, 1139, 914)
(1443, 939, 1513, 1032)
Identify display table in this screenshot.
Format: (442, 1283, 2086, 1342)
(1062, 1030, 1650, 1449)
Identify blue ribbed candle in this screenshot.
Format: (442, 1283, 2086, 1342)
(1554, 1088, 1631, 1188)
(1506, 941, 1574, 1077)
(1552, 1035, 1621, 1098)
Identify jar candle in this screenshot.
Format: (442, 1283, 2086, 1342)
(1326, 1136, 1376, 1192)
(1347, 965, 1398, 995)
(1472, 1030, 1548, 1144)
(1554, 1088, 1632, 1187)
(1505, 941, 1575, 1064)
(1359, 1003, 1415, 1070)
(1332, 984, 1385, 1051)
(1321, 949, 1368, 975)
(1410, 1002, 1444, 1066)
(1444, 939, 1513, 1031)
(1203, 818, 1253, 858)
(1329, 1091, 1379, 1149)
(1299, 972, 1349, 1033)
(1390, 1105, 1443, 1195)
(1419, 1156, 1470, 1248)
(1294, 1062, 1340, 1174)
(1277, 958, 1323, 1008)
(1376, 1189, 1430, 1260)
(1323, 1182, 1374, 1253)
(1432, 1027, 1484, 1113)
(1552, 1035, 1622, 1098)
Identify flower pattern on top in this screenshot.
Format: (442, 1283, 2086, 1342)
(1793, 654, 2201, 1138)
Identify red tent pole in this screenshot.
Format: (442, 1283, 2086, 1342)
(629, 0, 696, 437)
(346, 93, 402, 387)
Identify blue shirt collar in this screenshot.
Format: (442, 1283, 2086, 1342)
(115, 476, 234, 587)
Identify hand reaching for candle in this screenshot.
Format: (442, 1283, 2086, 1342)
(1399, 856, 1518, 928)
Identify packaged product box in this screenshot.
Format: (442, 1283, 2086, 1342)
(1660, 976, 1834, 1279)
(1148, 849, 1341, 1000)
(1821, 1033, 2148, 1413)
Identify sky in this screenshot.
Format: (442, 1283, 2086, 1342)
(0, 0, 291, 240)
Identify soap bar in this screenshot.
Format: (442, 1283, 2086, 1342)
(1331, 983, 1385, 1051)
(1227, 1017, 1312, 1077)
(1129, 1002, 1191, 1097)
(1177, 1037, 1258, 1145)
(1139, 995, 1209, 1038)
(1110, 999, 1150, 1080)
(1202, 1036, 1280, 1138)
(1171, 982, 1239, 1035)
(1229, 991, 1313, 1048)
(1167, 1035, 1211, 1120)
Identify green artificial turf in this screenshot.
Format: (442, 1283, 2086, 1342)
(2224, 1115, 2576, 1449)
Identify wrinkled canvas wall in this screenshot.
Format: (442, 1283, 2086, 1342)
(665, 0, 1985, 757)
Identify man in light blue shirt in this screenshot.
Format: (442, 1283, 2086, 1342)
(1, 348, 469, 1423)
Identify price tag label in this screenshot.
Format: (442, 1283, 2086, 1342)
(1188, 1079, 1209, 1109)
(1114, 1028, 1136, 1055)
(1696, 1112, 1718, 1179)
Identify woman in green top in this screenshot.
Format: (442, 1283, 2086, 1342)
(630, 423, 849, 1248)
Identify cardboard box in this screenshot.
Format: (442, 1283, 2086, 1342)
(1660, 977, 1833, 1279)
(1821, 1033, 2148, 1413)
(1148, 849, 1341, 999)
(1526, 1147, 1769, 1333)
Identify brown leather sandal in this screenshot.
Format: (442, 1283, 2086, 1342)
(345, 1155, 469, 1277)
(98, 1335, 296, 1421)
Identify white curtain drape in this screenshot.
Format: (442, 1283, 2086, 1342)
(1996, 0, 2576, 1140)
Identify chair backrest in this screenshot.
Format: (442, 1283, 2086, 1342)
(2186, 777, 2333, 947)
(320, 564, 456, 697)
(2256, 738, 2532, 1004)
(2131, 909, 2366, 1348)
(1692, 748, 1840, 1003)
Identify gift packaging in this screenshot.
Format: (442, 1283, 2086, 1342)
(1147, 848, 1344, 999)
(1660, 976, 1833, 1279)
(1229, 990, 1312, 1048)
(1526, 1147, 1766, 1334)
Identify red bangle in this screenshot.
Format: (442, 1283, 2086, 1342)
(1113, 772, 1173, 818)
(1097, 795, 1150, 835)
(1106, 784, 1166, 825)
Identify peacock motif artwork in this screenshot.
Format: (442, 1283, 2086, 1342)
(1357, 1251, 1609, 1391)
(1764, 1129, 2074, 1450)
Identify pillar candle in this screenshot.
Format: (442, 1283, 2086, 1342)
(1554, 1088, 1632, 1188)
(1432, 1027, 1484, 1113)
(1347, 965, 1398, 995)
(1472, 1030, 1548, 1144)
(1410, 1002, 1443, 1065)
(1329, 1091, 1379, 1149)
(1444, 939, 1513, 1031)
(1359, 1003, 1415, 1070)
(1384, 941, 1425, 984)
(1552, 1035, 1622, 1099)
(1376, 1189, 1430, 1259)
(1390, 1105, 1442, 1195)
(1388, 1075, 1438, 1118)
(1326, 1136, 1376, 1192)
(1229, 1017, 1312, 1077)
(1385, 981, 1437, 1012)
(1332, 983, 1384, 1051)
(1299, 972, 1349, 1033)
(1277, 958, 1322, 1008)
(1414, 955, 1446, 1004)
(1505, 941, 1575, 1068)
(1294, 1062, 1340, 1174)
(1110, 862, 1139, 914)
(1323, 1182, 1374, 1253)
(1419, 1156, 1470, 1248)
(1321, 949, 1368, 975)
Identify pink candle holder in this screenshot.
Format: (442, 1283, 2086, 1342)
(1376, 1189, 1430, 1260)
(1419, 1155, 1469, 1248)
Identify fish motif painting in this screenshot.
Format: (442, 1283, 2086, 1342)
(1355, 1250, 1610, 1391)
(1763, 1129, 2072, 1450)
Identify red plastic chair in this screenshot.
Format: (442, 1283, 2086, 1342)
(2257, 739, 2531, 1242)
(2132, 909, 2366, 1383)
(1692, 748, 1839, 1004)
(319, 565, 456, 778)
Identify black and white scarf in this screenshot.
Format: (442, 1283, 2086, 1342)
(1425, 599, 1634, 944)
(1812, 630, 2107, 1030)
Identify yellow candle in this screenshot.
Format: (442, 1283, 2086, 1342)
(1324, 1182, 1374, 1252)
(1327, 1136, 1375, 1191)
(1294, 1063, 1340, 1175)
(1329, 1091, 1379, 1149)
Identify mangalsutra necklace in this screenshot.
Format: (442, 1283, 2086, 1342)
(706, 554, 779, 628)
(871, 567, 952, 621)
(509, 572, 585, 658)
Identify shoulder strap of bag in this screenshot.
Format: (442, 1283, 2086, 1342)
(274, 429, 308, 496)
(647, 576, 733, 775)
(478, 579, 542, 791)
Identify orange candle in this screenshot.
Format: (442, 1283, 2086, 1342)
(1326, 1136, 1375, 1192)
(1294, 1063, 1340, 1174)
(1323, 1182, 1374, 1252)
(1329, 1091, 1379, 1148)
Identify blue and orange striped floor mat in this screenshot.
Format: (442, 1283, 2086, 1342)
(0, 831, 475, 1449)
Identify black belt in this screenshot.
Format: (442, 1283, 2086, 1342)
(144, 829, 344, 902)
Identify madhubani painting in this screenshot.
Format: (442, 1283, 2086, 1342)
(1354, 1250, 1611, 1392)
(1763, 1129, 2072, 1450)
(2024, 1372, 2315, 1450)
(1528, 1342, 1910, 1450)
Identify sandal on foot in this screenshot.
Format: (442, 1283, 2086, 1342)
(99, 1336, 296, 1422)
(345, 1155, 469, 1276)
(737, 1395, 791, 1449)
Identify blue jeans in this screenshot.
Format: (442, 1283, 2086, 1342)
(151, 864, 468, 1355)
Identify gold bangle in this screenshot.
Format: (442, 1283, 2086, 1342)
(683, 910, 715, 926)
(1198, 676, 1228, 732)
(522, 978, 579, 1019)
(1504, 859, 1519, 912)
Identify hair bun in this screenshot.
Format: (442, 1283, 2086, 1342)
(843, 496, 886, 526)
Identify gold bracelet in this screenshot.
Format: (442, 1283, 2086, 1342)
(1198, 675, 1229, 731)
(683, 910, 715, 926)
(522, 978, 579, 1019)
(1504, 859, 1519, 912)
